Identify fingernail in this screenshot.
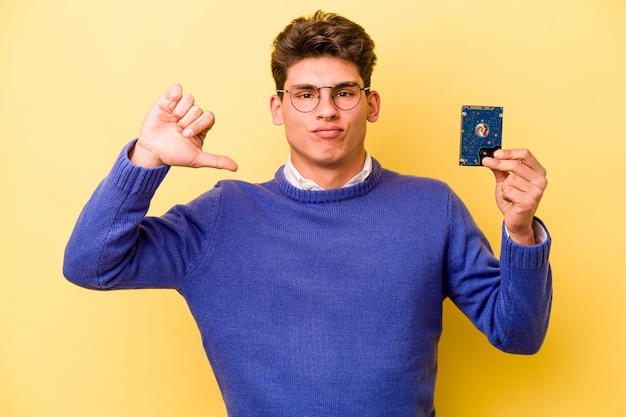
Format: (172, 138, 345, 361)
(493, 149, 504, 157)
(183, 128, 193, 137)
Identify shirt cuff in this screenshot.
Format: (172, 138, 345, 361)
(504, 219, 548, 245)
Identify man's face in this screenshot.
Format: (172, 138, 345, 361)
(270, 56, 380, 181)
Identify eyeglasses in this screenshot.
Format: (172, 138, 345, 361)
(277, 82, 370, 113)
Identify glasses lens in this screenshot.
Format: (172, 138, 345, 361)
(332, 83, 362, 110)
(289, 86, 319, 113)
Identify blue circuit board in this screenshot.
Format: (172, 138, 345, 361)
(459, 105, 503, 166)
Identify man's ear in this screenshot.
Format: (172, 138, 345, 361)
(366, 91, 381, 122)
(270, 95, 284, 125)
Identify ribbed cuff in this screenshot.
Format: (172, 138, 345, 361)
(108, 139, 170, 195)
(501, 217, 551, 269)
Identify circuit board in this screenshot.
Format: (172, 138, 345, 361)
(459, 105, 503, 166)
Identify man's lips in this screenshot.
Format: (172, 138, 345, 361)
(312, 126, 343, 139)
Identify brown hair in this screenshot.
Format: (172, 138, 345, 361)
(271, 11, 377, 91)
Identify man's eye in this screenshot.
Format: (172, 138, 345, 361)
(334, 86, 359, 98)
(293, 88, 317, 99)
(335, 90, 353, 98)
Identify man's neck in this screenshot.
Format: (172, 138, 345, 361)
(286, 152, 371, 190)
(308, 171, 356, 190)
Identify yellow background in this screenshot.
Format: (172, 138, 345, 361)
(1, 0, 624, 415)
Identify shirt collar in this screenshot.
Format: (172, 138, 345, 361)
(283, 152, 372, 191)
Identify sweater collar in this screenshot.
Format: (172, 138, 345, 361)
(284, 151, 373, 191)
(274, 158, 383, 204)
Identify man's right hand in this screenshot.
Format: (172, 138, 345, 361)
(130, 83, 238, 171)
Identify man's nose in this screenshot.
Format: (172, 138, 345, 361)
(316, 87, 339, 115)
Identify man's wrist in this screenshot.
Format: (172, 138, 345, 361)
(505, 219, 548, 246)
(128, 140, 164, 168)
(508, 229, 536, 246)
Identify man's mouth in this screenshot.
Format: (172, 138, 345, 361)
(313, 126, 343, 139)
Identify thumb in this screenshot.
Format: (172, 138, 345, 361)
(482, 157, 508, 183)
(191, 151, 239, 171)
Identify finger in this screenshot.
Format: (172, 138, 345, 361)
(177, 105, 204, 132)
(483, 155, 547, 190)
(493, 149, 546, 176)
(496, 170, 547, 205)
(510, 160, 548, 191)
(191, 151, 239, 171)
(181, 111, 215, 138)
(500, 171, 545, 203)
(500, 181, 541, 210)
(485, 157, 533, 177)
(152, 84, 183, 115)
(501, 172, 541, 195)
(485, 165, 509, 187)
(164, 83, 183, 109)
(172, 94, 195, 119)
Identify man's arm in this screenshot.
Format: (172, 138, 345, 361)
(445, 192, 552, 355)
(63, 84, 237, 289)
(448, 149, 552, 353)
(63, 143, 170, 289)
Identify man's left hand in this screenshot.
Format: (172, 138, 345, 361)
(482, 149, 548, 246)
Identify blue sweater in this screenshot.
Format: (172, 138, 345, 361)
(64, 141, 552, 417)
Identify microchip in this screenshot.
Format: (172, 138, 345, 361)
(459, 105, 503, 166)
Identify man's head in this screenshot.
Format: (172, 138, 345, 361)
(271, 11, 377, 91)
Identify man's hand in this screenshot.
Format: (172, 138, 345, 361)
(130, 83, 238, 171)
(482, 149, 547, 246)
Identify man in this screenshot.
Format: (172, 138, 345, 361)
(64, 11, 552, 416)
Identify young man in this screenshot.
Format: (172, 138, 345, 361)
(64, 11, 552, 417)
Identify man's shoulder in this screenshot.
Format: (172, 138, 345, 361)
(377, 166, 451, 193)
(191, 177, 281, 205)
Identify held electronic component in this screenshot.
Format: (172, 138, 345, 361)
(459, 105, 503, 166)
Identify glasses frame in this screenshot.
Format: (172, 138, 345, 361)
(277, 82, 370, 113)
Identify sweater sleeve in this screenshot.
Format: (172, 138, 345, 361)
(63, 140, 211, 291)
(445, 190, 553, 354)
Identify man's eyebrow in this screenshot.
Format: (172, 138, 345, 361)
(289, 81, 359, 88)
